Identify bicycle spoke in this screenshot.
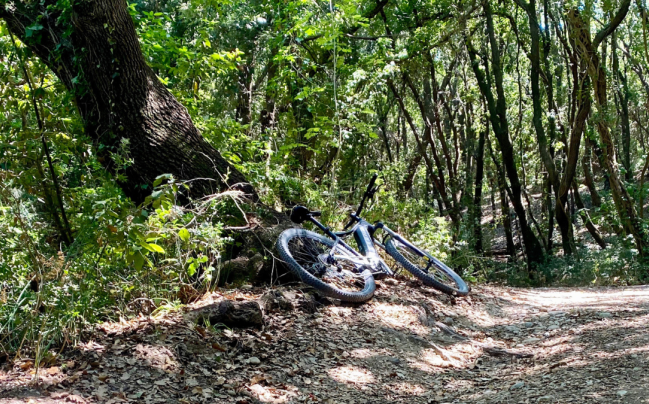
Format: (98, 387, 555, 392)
(287, 236, 365, 293)
(394, 242, 457, 287)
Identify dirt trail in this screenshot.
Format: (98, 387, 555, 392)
(2, 281, 649, 404)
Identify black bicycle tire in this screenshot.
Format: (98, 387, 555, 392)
(276, 228, 376, 302)
(385, 237, 469, 296)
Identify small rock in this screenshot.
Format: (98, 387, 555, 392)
(523, 322, 534, 328)
(548, 311, 566, 316)
(187, 299, 263, 328)
(547, 324, 560, 330)
(443, 317, 455, 325)
(523, 338, 541, 344)
(248, 357, 261, 365)
(259, 290, 294, 313)
(537, 395, 554, 403)
(510, 381, 525, 390)
(617, 390, 627, 397)
(597, 312, 613, 318)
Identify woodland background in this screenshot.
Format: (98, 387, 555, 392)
(1, 0, 649, 362)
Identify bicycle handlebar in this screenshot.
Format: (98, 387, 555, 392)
(344, 173, 380, 230)
(364, 173, 378, 197)
(355, 173, 378, 216)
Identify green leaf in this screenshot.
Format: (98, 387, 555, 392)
(25, 23, 43, 38)
(134, 252, 144, 270)
(178, 228, 190, 242)
(148, 243, 166, 254)
(188, 262, 198, 277)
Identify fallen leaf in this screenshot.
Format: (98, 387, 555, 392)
(212, 342, 227, 352)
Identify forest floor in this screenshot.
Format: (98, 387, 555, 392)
(2, 280, 649, 404)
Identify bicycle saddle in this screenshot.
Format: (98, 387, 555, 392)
(290, 205, 321, 224)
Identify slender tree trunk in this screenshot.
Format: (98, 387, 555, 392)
(490, 176, 497, 219)
(572, 181, 607, 249)
(1, 0, 255, 204)
(402, 153, 423, 194)
(640, 154, 649, 218)
(499, 184, 516, 258)
(487, 140, 516, 258)
(466, 2, 545, 268)
(378, 109, 394, 164)
(567, 4, 647, 253)
(388, 79, 460, 230)
(462, 105, 476, 206)
(517, 0, 573, 254)
(583, 137, 602, 207)
(612, 33, 632, 181)
(260, 47, 280, 135)
(235, 63, 253, 125)
(545, 175, 554, 251)
(473, 126, 486, 253)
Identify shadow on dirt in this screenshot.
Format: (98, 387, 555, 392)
(2, 283, 649, 403)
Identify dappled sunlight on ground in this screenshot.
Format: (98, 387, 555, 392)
(3, 283, 649, 403)
(327, 365, 376, 386)
(369, 302, 422, 331)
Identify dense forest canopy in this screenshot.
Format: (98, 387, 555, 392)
(2, 0, 649, 353)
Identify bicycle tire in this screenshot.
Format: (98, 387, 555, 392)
(385, 237, 468, 296)
(276, 228, 376, 303)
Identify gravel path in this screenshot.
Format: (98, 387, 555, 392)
(2, 282, 649, 403)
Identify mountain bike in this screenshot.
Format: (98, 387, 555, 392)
(276, 173, 469, 303)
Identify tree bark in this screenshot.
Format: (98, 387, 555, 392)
(582, 137, 602, 207)
(572, 181, 607, 249)
(472, 125, 486, 253)
(487, 139, 516, 258)
(612, 32, 632, 181)
(1, 0, 255, 204)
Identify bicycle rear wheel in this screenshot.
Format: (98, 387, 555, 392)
(385, 237, 468, 296)
(276, 229, 376, 303)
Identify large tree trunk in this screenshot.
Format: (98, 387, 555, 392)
(1, 0, 255, 204)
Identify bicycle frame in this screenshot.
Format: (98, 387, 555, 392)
(295, 173, 436, 278)
(306, 214, 431, 278)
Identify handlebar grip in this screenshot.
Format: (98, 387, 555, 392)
(365, 173, 378, 195)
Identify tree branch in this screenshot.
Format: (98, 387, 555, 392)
(592, 0, 631, 48)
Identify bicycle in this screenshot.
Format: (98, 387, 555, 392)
(276, 173, 469, 303)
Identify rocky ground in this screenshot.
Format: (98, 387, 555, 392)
(2, 279, 649, 404)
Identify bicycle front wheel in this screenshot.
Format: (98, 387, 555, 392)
(385, 237, 468, 296)
(276, 229, 376, 303)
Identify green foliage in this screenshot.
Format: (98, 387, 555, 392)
(3, 0, 649, 364)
